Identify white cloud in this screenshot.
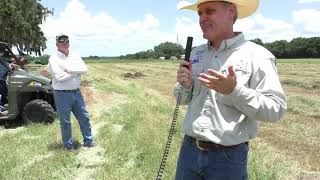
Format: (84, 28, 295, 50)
(175, 17, 206, 47)
(40, 0, 319, 57)
(293, 9, 320, 33)
(246, 14, 298, 42)
(298, 0, 320, 3)
(234, 17, 256, 32)
(254, 14, 294, 32)
(41, 0, 169, 56)
(143, 14, 160, 29)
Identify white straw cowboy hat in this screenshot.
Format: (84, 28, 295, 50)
(180, 0, 259, 19)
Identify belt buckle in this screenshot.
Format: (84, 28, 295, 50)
(196, 139, 206, 151)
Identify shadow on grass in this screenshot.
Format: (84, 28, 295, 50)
(0, 118, 24, 129)
(47, 140, 82, 151)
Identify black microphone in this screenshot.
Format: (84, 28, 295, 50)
(184, 36, 193, 62)
(183, 37, 193, 69)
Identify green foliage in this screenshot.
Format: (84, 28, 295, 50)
(250, 38, 264, 46)
(254, 37, 320, 59)
(154, 41, 184, 59)
(33, 54, 50, 65)
(265, 40, 289, 58)
(287, 37, 320, 58)
(120, 42, 184, 60)
(0, 0, 53, 55)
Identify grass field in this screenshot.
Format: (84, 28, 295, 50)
(0, 58, 319, 179)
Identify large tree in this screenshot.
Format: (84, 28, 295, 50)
(0, 0, 53, 55)
(154, 42, 184, 59)
(265, 40, 289, 58)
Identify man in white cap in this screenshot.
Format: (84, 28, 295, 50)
(48, 34, 94, 150)
(175, 0, 287, 179)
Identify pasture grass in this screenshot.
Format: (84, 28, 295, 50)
(0, 59, 319, 179)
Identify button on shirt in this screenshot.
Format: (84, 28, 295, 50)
(174, 33, 287, 146)
(48, 50, 87, 90)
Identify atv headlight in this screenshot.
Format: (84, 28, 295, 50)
(28, 81, 43, 87)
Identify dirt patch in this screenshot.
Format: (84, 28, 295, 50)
(123, 72, 145, 79)
(283, 85, 320, 98)
(81, 85, 127, 117)
(80, 82, 95, 107)
(81, 80, 91, 87)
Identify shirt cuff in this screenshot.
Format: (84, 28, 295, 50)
(229, 82, 243, 97)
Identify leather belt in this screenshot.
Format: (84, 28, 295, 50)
(55, 88, 80, 93)
(186, 135, 248, 150)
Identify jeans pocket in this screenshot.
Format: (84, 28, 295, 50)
(223, 146, 248, 164)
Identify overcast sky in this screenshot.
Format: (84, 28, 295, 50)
(40, 0, 320, 57)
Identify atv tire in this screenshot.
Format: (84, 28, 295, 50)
(22, 99, 55, 123)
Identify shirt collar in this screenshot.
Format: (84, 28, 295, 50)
(57, 50, 68, 58)
(207, 32, 245, 51)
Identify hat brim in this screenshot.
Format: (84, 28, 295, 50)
(180, 0, 259, 19)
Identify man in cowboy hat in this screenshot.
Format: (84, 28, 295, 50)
(174, 0, 287, 179)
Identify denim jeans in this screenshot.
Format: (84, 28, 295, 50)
(53, 90, 93, 148)
(175, 136, 248, 180)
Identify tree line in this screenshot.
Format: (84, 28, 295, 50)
(120, 42, 184, 60)
(120, 37, 320, 60)
(250, 37, 320, 59)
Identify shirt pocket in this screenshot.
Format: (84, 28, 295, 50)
(233, 63, 251, 86)
(215, 63, 250, 106)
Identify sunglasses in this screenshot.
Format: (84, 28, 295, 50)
(58, 39, 69, 43)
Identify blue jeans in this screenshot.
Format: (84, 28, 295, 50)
(53, 90, 93, 148)
(175, 136, 248, 180)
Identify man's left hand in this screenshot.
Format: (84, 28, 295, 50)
(59, 64, 69, 73)
(198, 66, 237, 95)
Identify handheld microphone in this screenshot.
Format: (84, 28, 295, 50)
(184, 37, 193, 62)
(183, 37, 193, 69)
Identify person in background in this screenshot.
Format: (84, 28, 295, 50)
(174, 0, 287, 179)
(0, 56, 22, 114)
(10, 57, 28, 68)
(0, 57, 11, 114)
(48, 34, 94, 150)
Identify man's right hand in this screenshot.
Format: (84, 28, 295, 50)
(177, 61, 192, 89)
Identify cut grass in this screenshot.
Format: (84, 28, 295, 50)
(1, 60, 319, 179)
(287, 93, 320, 118)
